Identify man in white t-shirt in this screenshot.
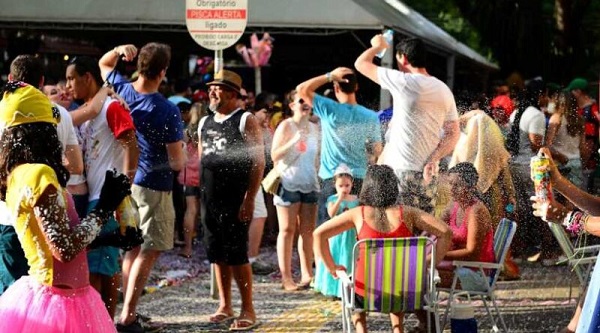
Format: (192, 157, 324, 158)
(355, 34, 459, 213)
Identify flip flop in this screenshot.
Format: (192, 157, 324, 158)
(229, 318, 260, 331)
(209, 312, 236, 324)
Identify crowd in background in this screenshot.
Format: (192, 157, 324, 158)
(0, 33, 598, 333)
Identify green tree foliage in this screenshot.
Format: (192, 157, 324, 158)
(405, 0, 600, 83)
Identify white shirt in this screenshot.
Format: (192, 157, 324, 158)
(509, 106, 546, 165)
(54, 103, 79, 150)
(377, 67, 458, 171)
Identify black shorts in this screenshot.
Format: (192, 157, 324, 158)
(202, 204, 249, 266)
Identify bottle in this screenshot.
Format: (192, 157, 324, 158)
(376, 29, 394, 59)
(530, 151, 554, 203)
(450, 293, 478, 333)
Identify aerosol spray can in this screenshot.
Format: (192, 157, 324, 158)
(530, 151, 554, 203)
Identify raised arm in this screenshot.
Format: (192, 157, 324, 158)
(99, 44, 138, 81)
(354, 34, 388, 84)
(70, 87, 112, 126)
(296, 67, 352, 106)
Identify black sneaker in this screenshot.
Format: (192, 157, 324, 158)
(116, 317, 162, 333)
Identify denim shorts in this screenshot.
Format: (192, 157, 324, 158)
(456, 267, 490, 292)
(274, 187, 318, 206)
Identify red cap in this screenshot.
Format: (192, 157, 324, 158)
(490, 95, 515, 116)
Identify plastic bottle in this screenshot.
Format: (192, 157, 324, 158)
(376, 29, 394, 59)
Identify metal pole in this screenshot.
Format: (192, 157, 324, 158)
(254, 66, 262, 95)
(209, 48, 224, 301)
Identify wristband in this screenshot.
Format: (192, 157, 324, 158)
(325, 72, 333, 83)
(562, 210, 587, 235)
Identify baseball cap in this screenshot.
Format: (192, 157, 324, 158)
(565, 77, 588, 92)
(490, 95, 515, 116)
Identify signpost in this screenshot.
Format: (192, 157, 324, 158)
(185, 0, 248, 300)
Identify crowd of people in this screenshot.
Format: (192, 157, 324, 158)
(0, 31, 598, 333)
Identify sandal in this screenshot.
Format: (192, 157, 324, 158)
(209, 312, 236, 324)
(229, 318, 260, 331)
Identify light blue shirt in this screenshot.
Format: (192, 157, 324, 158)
(312, 95, 382, 179)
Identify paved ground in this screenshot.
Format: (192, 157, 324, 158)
(118, 244, 580, 333)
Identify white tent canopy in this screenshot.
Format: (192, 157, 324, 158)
(0, 0, 497, 70)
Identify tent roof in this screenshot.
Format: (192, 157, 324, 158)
(0, 0, 497, 69)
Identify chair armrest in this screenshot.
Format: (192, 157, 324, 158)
(573, 244, 600, 255)
(452, 260, 501, 270)
(568, 257, 597, 266)
(336, 270, 352, 286)
(432, 268, 441, 284)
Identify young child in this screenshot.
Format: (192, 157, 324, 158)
(313, 164, 359, 298)
(314, 165, 452, 333)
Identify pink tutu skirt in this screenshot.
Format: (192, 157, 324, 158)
(0, 276, 116, 333)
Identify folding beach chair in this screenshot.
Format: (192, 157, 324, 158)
(548, 223, 600, 296)
(337, 237, 441, 333)
(442, 218, 517, 332)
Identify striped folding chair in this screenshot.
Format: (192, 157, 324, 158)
(337, 237, 440, 333)
(442, 218, 517, 332)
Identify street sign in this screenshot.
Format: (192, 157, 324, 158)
(185, 0, 248, 51)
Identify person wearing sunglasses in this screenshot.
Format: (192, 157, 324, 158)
(271, 91, 320, 291)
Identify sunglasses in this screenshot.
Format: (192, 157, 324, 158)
(241, 95, 248, 101)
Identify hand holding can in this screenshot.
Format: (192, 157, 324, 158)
(531, 151, 554, 203)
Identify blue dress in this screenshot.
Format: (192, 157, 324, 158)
(314, 195, 359, 298)
(577, 257, 600, 332)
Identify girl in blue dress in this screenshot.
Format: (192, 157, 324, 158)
(314, 164, 359, 298)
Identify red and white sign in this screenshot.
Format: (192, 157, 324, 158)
(186, 0, 248, 51)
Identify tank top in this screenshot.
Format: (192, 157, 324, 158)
(448, 202, 495, 264)
(552, 116, 581, 160)
(199, 110, 252, 205)
(355, 206, 413, 297)
(279, 121, 320, 193)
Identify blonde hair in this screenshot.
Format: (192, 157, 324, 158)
(186, 102, 208, 144)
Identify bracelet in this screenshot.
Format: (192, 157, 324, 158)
(325, 72, 333, 83)
(562, 210, 588, 235)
